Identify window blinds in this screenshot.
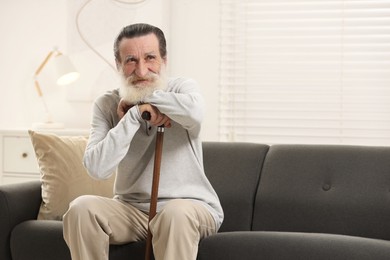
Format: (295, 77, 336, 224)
(219, 0, 390, 145)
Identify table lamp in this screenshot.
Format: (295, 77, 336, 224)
(33, 48, 80, 129)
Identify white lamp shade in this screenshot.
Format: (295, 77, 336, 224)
(52, 55, 80, 85)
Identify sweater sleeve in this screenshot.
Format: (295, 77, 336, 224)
(143, 78, 205, 135)
(83, 93, 143, 180)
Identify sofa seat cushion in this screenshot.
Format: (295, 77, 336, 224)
(10, 220, 71, 260)
(10, 220, 149, 260)
(197, 231, 390, 260)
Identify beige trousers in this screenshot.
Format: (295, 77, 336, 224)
(63, 195, 216, 260)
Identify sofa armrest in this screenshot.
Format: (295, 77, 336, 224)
(0, 180, 42, 260)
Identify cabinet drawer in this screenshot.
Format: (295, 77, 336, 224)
(3, 136, 39, 174)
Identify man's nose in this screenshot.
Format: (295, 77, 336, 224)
(135, 60, 148, 77)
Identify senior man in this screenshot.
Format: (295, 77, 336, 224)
(63, 23, 223, 260)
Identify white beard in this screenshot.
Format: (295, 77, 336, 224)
(119, 66, 167, 104)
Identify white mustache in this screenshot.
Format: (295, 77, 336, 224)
(125, 72, 158, 86)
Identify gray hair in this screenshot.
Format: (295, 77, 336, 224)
(114, 23, 167, 62)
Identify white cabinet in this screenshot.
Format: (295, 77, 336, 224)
(2, 134, 39, 184)
(0, 129, 89, 185)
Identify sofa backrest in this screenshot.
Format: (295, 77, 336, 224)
(252, 144, 390, 240)
(203, 142, 269, 232)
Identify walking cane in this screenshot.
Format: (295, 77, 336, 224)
(142, 111, 164, 260)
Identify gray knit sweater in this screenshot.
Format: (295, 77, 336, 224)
(83, 77, 223, 230)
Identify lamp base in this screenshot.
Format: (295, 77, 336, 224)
(32, 121, 65, 129)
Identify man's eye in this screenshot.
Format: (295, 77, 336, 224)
(146, 55, 156, 61)
(125, 57, 137, 64)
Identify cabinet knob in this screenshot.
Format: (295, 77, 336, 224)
(22, 152, 28, 158)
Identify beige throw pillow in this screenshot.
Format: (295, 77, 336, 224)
(29, 130, 115, 220)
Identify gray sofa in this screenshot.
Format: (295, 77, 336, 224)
(2, 142, 390, 259)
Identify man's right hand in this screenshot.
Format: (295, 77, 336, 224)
(117, 98, 133, 120)
(138, 104, 171, 128)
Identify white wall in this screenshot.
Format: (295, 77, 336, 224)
(0, 0, 220, 141)
(169, 0, 220, 141)
(0, 0, 68, 128)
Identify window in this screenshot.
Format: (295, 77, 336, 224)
(219, 0, 390, 145)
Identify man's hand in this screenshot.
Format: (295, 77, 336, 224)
(117, 99, 133, 120)
(138, 103, 171, 128)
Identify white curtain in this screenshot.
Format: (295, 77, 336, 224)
(219, 0, 390, 145)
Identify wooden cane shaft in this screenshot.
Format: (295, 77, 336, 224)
(145, 126, 164, 260)
(149, 129, 164, 219)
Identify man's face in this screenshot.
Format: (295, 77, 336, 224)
(117, 33, 167, 104)
(117, 33, 166, 87)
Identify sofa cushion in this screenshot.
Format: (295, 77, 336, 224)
(10, 220, 71, 260)
(29, 130, 115, 220)
(10, 220, 149, 260)
(202, 142, 269, 232)
(252, 144, 390, 240)
(198, 231, 390, 260)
